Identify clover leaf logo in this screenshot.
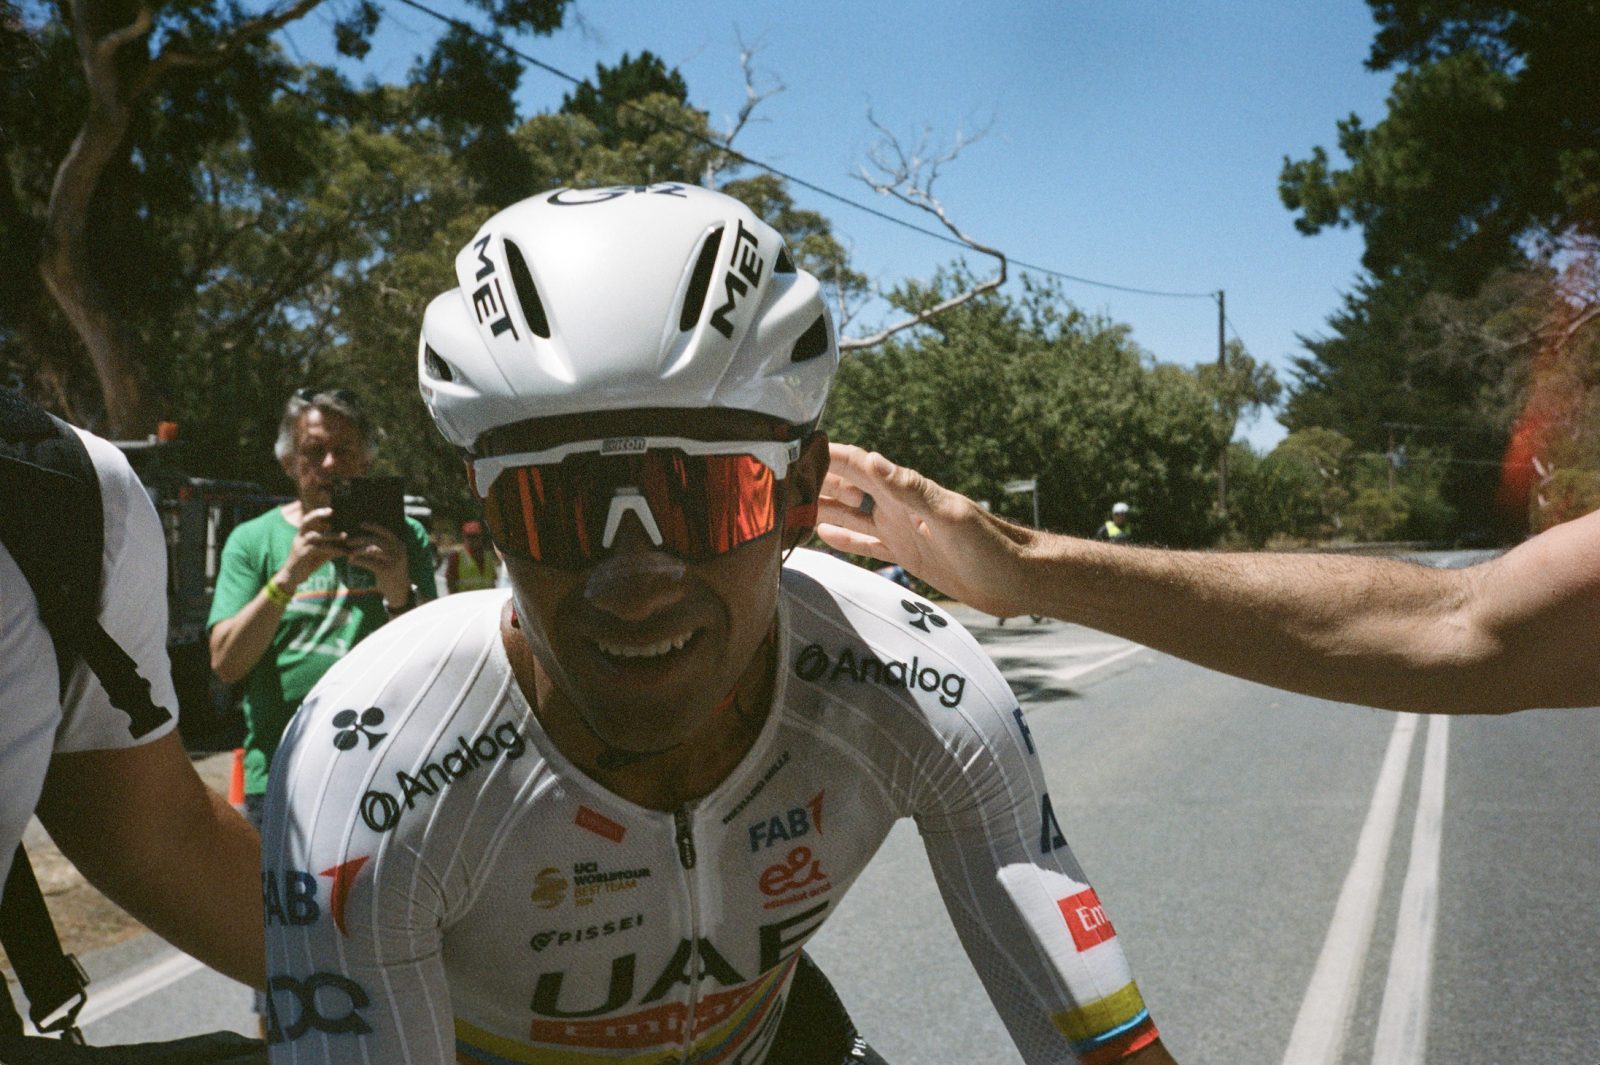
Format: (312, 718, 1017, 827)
(332, 707, 387, 751)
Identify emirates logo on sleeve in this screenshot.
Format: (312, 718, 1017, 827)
(1057, 888, 1117, 952)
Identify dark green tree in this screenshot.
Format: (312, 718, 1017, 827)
(1280, 0, 1599, 288)
(826, 272, 1226, 547)
(561, 51, 690, 149)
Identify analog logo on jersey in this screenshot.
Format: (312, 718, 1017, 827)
(792, 644, 967, 707)
(1057, 888, 1117, 952)
(531, 867, 567, 909)
(331, 707, 386, 751)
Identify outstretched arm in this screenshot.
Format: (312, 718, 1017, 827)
(818, 443, 1600, 714)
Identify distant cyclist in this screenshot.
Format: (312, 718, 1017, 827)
(263, 185, 1177, 1064)
(1093, 502, 1132, 543)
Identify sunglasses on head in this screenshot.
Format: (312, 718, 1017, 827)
(294, 387, 360, 406)
(471, 436, 815, 569)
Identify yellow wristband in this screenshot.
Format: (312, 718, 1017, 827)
(263, 579, 294, 609)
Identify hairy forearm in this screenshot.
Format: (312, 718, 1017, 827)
(62, 791, 266, 989)
(1014, 532, 1505, 714)
(38, 741, 266, 989)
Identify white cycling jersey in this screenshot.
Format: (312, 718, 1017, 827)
(263, 549, 1159, 1064)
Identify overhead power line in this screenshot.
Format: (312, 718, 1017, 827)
(386, 0, 1221, 302)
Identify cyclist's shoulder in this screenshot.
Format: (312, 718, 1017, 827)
(293, 590, 511, 735)
(780, 548, 1005, 682)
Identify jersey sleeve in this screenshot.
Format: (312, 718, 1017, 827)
(913, 692, 1159, 1064)
(263, 669, 457, 1064)
(54, 430, 177, 752)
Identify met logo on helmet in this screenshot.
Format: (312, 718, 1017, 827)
(709, 219, 764, 339)
(468, 235, 519, 340)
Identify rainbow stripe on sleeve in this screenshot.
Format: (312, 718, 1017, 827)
(1051, 981, 1159, 1064)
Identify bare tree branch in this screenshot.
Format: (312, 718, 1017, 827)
(701, 30, 783, 186)
(841, 111, 1005, 351)
(133, 0, 325, 95)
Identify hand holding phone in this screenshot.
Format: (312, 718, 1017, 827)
(330, 476, 407, 539)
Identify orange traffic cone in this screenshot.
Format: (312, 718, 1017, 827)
(229, 747, 246, 812)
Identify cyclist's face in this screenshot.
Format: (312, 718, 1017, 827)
(284, 409, 369, 507)
(500, 407, 826, 755)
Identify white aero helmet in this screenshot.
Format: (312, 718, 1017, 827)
(418, 182, 838, 454)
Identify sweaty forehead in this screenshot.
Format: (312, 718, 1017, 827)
(478, 406, 796, 455)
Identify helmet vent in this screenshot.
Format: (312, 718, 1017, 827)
(791, 315, 829, 363)
(423, 344, 454, 382)
(503, 239, 551, 339)
(680, 226, 725, 332)
(775, 247, 796, 274)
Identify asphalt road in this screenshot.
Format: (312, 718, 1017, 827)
(57, 560, 1600, 1063)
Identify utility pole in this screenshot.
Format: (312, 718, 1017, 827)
(1216, 289, 1228, 518)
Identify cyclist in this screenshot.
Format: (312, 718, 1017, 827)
(262, 184, 1177, 1064)
(1093, 503, 1131, 543)
(819, 443, 1600, 714)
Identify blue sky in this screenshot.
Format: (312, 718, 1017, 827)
(281, 0, 1395, 450)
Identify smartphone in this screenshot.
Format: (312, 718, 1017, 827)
(330, 476, 407, 538)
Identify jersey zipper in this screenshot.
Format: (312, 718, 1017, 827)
(674, 805, 700, 1062)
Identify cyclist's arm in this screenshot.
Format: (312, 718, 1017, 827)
(820, 443, 1600, 714)
(912, 682, 1173, 1062)
(36, 733, 264, 989)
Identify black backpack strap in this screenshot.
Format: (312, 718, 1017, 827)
(0, 847, 88, 1040)
(0, 390, 172, 738)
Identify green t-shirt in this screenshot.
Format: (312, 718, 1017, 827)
(207, 507, 436, 794)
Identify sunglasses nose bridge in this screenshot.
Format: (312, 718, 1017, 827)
(601, 488, 665, 551)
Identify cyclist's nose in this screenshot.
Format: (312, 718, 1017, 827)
(584, 516, 687, 621)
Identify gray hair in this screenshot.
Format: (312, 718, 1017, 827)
(274, 388, 378, 462)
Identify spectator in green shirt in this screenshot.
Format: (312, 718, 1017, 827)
(208, 388, 435, 824)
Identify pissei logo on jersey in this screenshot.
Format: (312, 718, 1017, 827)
(530, 913, 644, 953)
(793, 643, 967, 707)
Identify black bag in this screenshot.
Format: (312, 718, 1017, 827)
(0, 390, 264, 1062)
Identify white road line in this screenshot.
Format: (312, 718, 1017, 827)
(1371, 714, 1449, 1065)
(989, 642, 1145, 683)
(1281, 713, 1420, 1065)
(75, 948, 205, 1027)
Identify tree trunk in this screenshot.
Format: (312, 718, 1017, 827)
(38, 0, 158, 438)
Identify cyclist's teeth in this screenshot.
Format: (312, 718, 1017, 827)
(600, 633, 692, 659)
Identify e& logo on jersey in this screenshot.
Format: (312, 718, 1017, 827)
(265, 972, 371, 1043)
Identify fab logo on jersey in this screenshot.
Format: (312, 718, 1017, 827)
(747, 791, 824, 852)
(793, 643, 967, 707)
